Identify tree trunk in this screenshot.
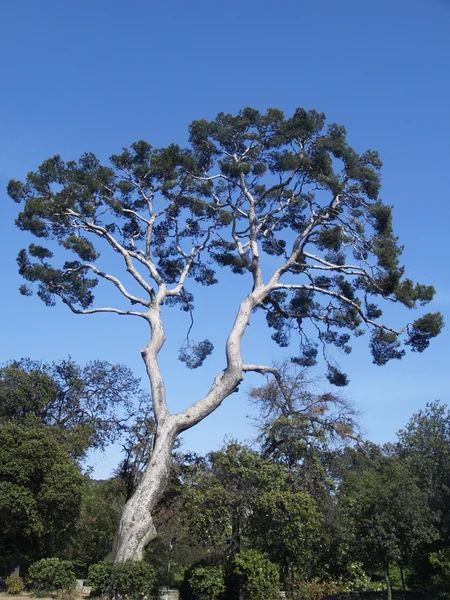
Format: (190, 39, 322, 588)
(112, 418, 177, 562)
(384, 562, 392, 600)
(230, 508, 241, 560)
(400, 564, 406, 599)
(10, 538, 21, 577)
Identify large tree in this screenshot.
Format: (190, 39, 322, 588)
(8, 107, 443, 561)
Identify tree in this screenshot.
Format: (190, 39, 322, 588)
(0, 421, 84, 575)
(181, 443, 287, 558)
(248, 489, 322, 582)
(8, 106, 443, 561)
(65, 478, 127, 569)
(338, 448, 438, 600)
(0, 358, 145, 460)
(396, 401, 450, 590)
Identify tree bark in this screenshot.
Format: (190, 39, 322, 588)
(112, 418, 177, 562)
(384, 562, 392, 600)
(10, 538, 21, 577)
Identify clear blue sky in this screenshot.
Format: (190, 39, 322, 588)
(1, 0, 450, 477)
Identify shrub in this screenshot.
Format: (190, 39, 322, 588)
(88, 562, 114, 596)
(232, 549, 279, 600)
(28, 558, 76, 592)
(5, 576, 25, 595)
(289, 580, 343, 600)
(110, 561, 157, 600)
(188, 566, 225, 600)
(339, 562, 384, 592)
(429, 548, 450, 599)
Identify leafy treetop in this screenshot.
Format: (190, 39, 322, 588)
(8, 107, 443, 384)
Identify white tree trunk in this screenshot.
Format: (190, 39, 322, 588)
(113, 418, 177, 562)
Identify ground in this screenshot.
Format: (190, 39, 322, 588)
(0, 593, 89, 600)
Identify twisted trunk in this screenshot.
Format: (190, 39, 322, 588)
(112, 418, 177, 561)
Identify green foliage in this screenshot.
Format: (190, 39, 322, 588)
(87, 561, 157, 600)
(0, 357, 143, 459)
(180, 442, 288, 550)
(338, 449, 439, 570)
(188, 566, 225, 600)
(5, 576, 25, 595)
(66, 478, 126, 568)
(396, 402, 450, 589)
(109, 561, 157, 600)
(232, 549, 279, 600)
(249, 490, 322, 578)
(339, 562, 384, 592)
(28, 557, 77, 591)
(0, 422, 84, 560)
(429, 548, 450, 599)
(87, 562, 114, 596)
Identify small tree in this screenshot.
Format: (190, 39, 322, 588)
(0, 422, 84, 575)
(338, 450, 439, 600)
(248, 490, 322, 582)
(8, 107, 443, 561)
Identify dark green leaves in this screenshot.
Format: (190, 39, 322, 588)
(179, 340, 214, 369)
(406, 313, 444, 353)
(370, 329, 405, 365)
(326, 366, 349, 387)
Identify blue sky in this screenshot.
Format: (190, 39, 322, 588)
(1, 0, 450, 477)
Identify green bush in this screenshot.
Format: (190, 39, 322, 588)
(28, 557, 76, 592)
(87, 562, 114, 596)
(5, 575, 25, 595)
(110, 561, 157, 600)
(188, 566, 225, 600)
(339, 562, 384, 592)
(232, 549, 279, 600)
(429, 548, 450, 599)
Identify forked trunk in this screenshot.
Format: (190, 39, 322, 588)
(112, 419, 177, 562)
(112, 294, 257, 562)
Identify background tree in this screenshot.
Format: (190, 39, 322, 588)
(8, 106, 443, 561)
(338, 447, 439, 600)
(0, 358, 144, 460)
(180, 443, 288, 558)
(0, 421, 84, 576)
(395, 401, 450, 590)
(64, 478, 127, 571)
(248, 489, 321, 585)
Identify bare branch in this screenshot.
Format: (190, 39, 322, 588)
(65, 263, 150, 307)
(58, 294, 148, 319)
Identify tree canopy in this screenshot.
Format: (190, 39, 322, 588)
(9, 107, 443, 381)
